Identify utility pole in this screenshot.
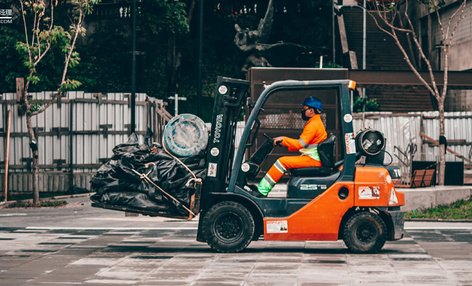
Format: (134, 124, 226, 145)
(168, 94, 187, 116)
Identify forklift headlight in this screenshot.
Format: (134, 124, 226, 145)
(348, 80, 356, 90)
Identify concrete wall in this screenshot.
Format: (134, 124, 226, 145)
(400, 186, 472, 211)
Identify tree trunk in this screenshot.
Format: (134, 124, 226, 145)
(32, 149, 39, 205)
(26, 113, 40, 205)
(438, 99, 446, 186)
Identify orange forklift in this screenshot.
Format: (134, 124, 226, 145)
(197, 76, 405, 253)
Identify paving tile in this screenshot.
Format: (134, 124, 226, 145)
(94, 266, 154, 280)
(83, 278, 138, 284)
(146, 270, 199, 281)
(72, 257, 124, 266)
(139, 282, 189, 286)
(0, 277, 33, 286)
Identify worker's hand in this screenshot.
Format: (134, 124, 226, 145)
(273, 136, 284, 146)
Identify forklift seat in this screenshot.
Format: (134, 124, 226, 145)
(290, 133, 336, 177)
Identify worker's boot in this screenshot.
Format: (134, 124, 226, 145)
(256, 178, 273, 197)
(246, 184, 266, 198)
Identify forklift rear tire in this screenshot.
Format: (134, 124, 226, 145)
(343, 212, 387, 253)
(202, 201, 255, 253)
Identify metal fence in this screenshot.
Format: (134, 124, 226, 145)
(234, 111, 472, 184)
(353, 111, 472, 184)
(353, 111, 472, 162)
(2, 92, 472, 195)
(1, 91, 172, 194)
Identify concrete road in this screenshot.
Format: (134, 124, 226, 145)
(1, 194, 471, 285)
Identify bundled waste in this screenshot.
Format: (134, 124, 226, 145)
(90, 134, 206, 218)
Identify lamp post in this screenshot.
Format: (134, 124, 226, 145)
(332, 0, 335, 64)
(362, 0, 366, 70)
(130, 0, 137, 134)
(197, 0, 203, 117)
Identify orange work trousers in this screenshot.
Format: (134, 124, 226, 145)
(268, 155, 321, 182)
(258, 155, 321, 195)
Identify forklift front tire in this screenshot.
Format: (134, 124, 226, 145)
(343, 211, 387, 254)
(202, 201, 255, 253)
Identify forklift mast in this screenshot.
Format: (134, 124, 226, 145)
(203, 77, 250, 198)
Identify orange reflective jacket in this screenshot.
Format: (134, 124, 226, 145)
(281, 114, 327, 153)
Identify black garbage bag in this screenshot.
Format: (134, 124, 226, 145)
(68, 185, 90, 194)
(90, 159, 121, 189)
(90, 134, 206, 217)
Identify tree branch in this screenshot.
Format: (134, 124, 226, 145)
(32, 10, 85, 116)
(402, 3, 440, 97)
(34, 1, 54, 66)
(368, 1, 440, 98)
(20, 1, 32, 66)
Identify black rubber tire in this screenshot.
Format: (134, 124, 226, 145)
(343, 212, 387, 253)
(202, 201, 255, 253)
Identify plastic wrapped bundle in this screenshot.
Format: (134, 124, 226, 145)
(90, 134, 206, 218)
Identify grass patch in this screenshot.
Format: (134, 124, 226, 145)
(405, 197, 472, 220)
(5, 200, 67, 208)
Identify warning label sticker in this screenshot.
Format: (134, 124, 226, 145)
(359, 186, 380, 199)
(345, 133, 356, 154)
(266, 220, 288, 233)
(208, 163, 217, 177)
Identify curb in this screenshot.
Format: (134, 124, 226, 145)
(0, 193, 93, 208)
(405, 218, 472, 223)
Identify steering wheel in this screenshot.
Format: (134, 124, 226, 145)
(262, 133, 273, 143)
(263, 133, 281, 146)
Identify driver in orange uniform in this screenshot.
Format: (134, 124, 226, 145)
(253, 97, 327, 197)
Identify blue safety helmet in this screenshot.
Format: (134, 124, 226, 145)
(302, 97, 322, 111)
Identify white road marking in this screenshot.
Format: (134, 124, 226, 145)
(0, 213, 28, 217)
(84, 217, 199, 222)
(26, 226, 198, 231)
(405, 226, 472, 230)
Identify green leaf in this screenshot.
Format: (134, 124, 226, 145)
(27, 75, 40, 84)
(61, 78, 82, 92)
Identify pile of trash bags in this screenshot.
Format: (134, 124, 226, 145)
(90, 134, 206, 217)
